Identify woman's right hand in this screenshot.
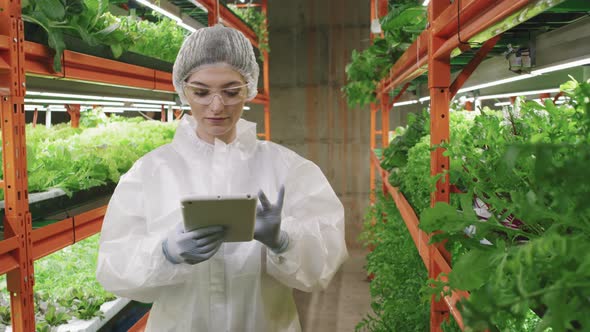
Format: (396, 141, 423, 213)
(162, 224, 225, 264)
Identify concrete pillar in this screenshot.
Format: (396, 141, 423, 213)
(269, 0, 370, 248)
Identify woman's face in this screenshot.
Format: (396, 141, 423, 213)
(185, 65, 246, 144)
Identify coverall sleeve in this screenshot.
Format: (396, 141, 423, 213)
(266, 159, 349, 292)
(96, 161, 196, 303)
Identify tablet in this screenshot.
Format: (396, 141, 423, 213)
(180, 193, 258, 242)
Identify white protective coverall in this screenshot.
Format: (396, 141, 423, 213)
(96, 115, 349, 331)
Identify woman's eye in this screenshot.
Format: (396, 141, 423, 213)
(192, 89, 210, 97)
(223, 89, 240, 97)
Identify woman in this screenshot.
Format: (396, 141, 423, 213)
(96, 24, 348, 331)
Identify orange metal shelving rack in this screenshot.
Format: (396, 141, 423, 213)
(368, 0, 533, 330)
(0, 0, 270, 330)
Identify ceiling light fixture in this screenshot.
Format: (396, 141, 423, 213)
(493, 102, 512, 107)
(476, 88, 560, 101)
(25, 98, 125, 106)
(132, 103, 166, 109)
(26, 91, 177, 105)
(458, 74, 538, 94)
(135, 0, 196, 32)
(531, 56, 590, 75)
(393, 100, 419, 107)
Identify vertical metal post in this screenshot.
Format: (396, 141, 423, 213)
(377, 0, 388, 19)
(0, 0, 35, 330)
(370, 103, 377, 203)
(428, 0, 452, 330)
(262, 0, 270, 141)
(380, 93, 390, 195)
(380, 93, 390, 148)
(32, 108, 38, 128)
(161, 105, 166, 122)
(66, 104, 81, 128)
(208, 0, 220, 26)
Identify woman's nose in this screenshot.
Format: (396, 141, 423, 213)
(209, 95, 224, 112)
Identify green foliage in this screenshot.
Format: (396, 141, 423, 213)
(0, 111, 177, 200)
(114, 13, 188, 63)
(381, 111, 428, 178)
(42, 303, 70, 326)
(22, 0, 116, 71)
(381, 111, 473, 215)
(228, 3, 270, 60)
(22, 1, 189, 71)
(343, 1, 426, 108)
(420, 79, 590, 331)
(356, 192, 429, 331)
(397, 135, 432, 214)
(0, 235, 117, 328)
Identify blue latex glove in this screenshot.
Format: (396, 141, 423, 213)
(162, 224, 225, 265)
(254, 187, 289, 253)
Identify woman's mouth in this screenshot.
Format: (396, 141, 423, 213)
(206, 117, 228, 123)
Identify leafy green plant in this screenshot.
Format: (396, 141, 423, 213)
(0, 112, 177, 200)
(117, 12, 188, 63)
(381, 111, 428, 179)
(419, 79, 590, 331)
(0, 234, 118, 327)
(228, 3, 270, 60)
(0, 297, 10, 325)
(343, 1, 426, 108)
(43, 303, 70, 326)
(22, 0, 190, 71)
(22, 0, 121, 71)
(357, 192, 430, 331)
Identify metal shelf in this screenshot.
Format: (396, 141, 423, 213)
(370, 149, 470, 331)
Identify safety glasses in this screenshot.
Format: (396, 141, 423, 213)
(183, 83, 249, 106)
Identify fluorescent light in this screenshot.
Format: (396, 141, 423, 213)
(419, 96, 431, 103)
(26, 91, 177, 105)
(422, 0, 430, 5)
(132, 103, 165, 109)
(178, 21, 196, 32)
(477, 88, 560, 101)
(458, 74, 537, 93)
(172, 106, 192, 110)
(494, 102, 512, 106)
(136, 0, 180, 22)
(187, 0, 208, 12)
(48, 106, 66, 112)
(532, 56, 590, 75)
(101, 108, 126, 113)
(136, 0, 196, 32)
(24, 105, 47, 111)
(243, 106, 251, 111)
(25, 98, 124, 106)
(102, 107, 163, 112)
(393, 100, 419, 107)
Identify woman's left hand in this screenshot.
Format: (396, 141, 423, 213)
(254, 186, 289, 253)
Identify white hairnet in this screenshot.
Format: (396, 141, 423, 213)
(173, 24, 259, 104)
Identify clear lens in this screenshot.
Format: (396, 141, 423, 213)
(184, 83, 248, 105)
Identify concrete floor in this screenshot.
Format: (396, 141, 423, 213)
(293, 249, 372, 332)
